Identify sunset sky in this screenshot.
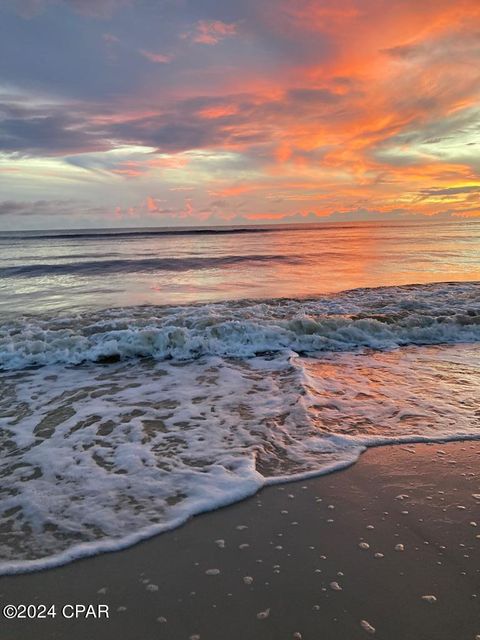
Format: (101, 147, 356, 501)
(0, 0, 479, 229)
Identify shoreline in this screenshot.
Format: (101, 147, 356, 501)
(3, 432, 480, 578)
(1, 440, 479, 639)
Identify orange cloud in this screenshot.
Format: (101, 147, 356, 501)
(148, 156, 189, 169)
(198, 105, 239, 119)
(146, 195, 159, 212)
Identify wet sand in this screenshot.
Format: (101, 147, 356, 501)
(1, 441, 479, 640)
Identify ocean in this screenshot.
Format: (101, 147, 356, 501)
(0, 219, 479, 574)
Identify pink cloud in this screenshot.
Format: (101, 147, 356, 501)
(186, 20, 237, 46)
(143, 195, 196, 219)
(139, 49, 172, 64)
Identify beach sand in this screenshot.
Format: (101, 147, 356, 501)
(0, 441, 479, 640)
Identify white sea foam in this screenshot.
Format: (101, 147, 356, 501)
(0, 283, 479, 574)
(0, 282, 478, 370)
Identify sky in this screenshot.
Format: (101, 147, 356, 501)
(0, 0, 479, 230)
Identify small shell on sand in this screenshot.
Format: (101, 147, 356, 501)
(421, 595, 437, 603)
(146, 584, 159, 592)
(214, 539, 226, 548)
(157, 616, 167, 623)
(293, 633, 303, 639)
(239, 543, 250, 549)
(256, 608, 271, 620)
(97, 587, 107, 594)
(205, 569, 220, 575)
(236, 525, 248, 530)
(360, 619, 376, 634)
(243, 576, 254, 585)
(190, 635, 200, 640)
(359, 542, 370, 550)
(374, 553, 384, 559)
(395, 544, 405, 552)
(329, 581, 342, 591)
(395, 494, 409, 500)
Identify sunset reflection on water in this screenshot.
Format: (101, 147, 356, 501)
(0, 220, 479, 315)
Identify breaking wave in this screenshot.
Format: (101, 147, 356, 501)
(1, 282, 479, 370)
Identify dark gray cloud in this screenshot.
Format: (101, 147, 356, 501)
(286, 88, 340, 104)
(103, 86, 352, 154)
(105, 96, 270, 153)
(0, 102, 111, 155)
(383, 43, 419, 59)
(0, 199, 79, 215)
(418, 186, 480, 197)
(0, 88, 293, 159)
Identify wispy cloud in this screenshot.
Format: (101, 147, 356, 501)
(184, 20, 237, 45)
(138, 49, 172, 64)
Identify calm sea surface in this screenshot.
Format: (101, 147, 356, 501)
(1, 220, 478, 315)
